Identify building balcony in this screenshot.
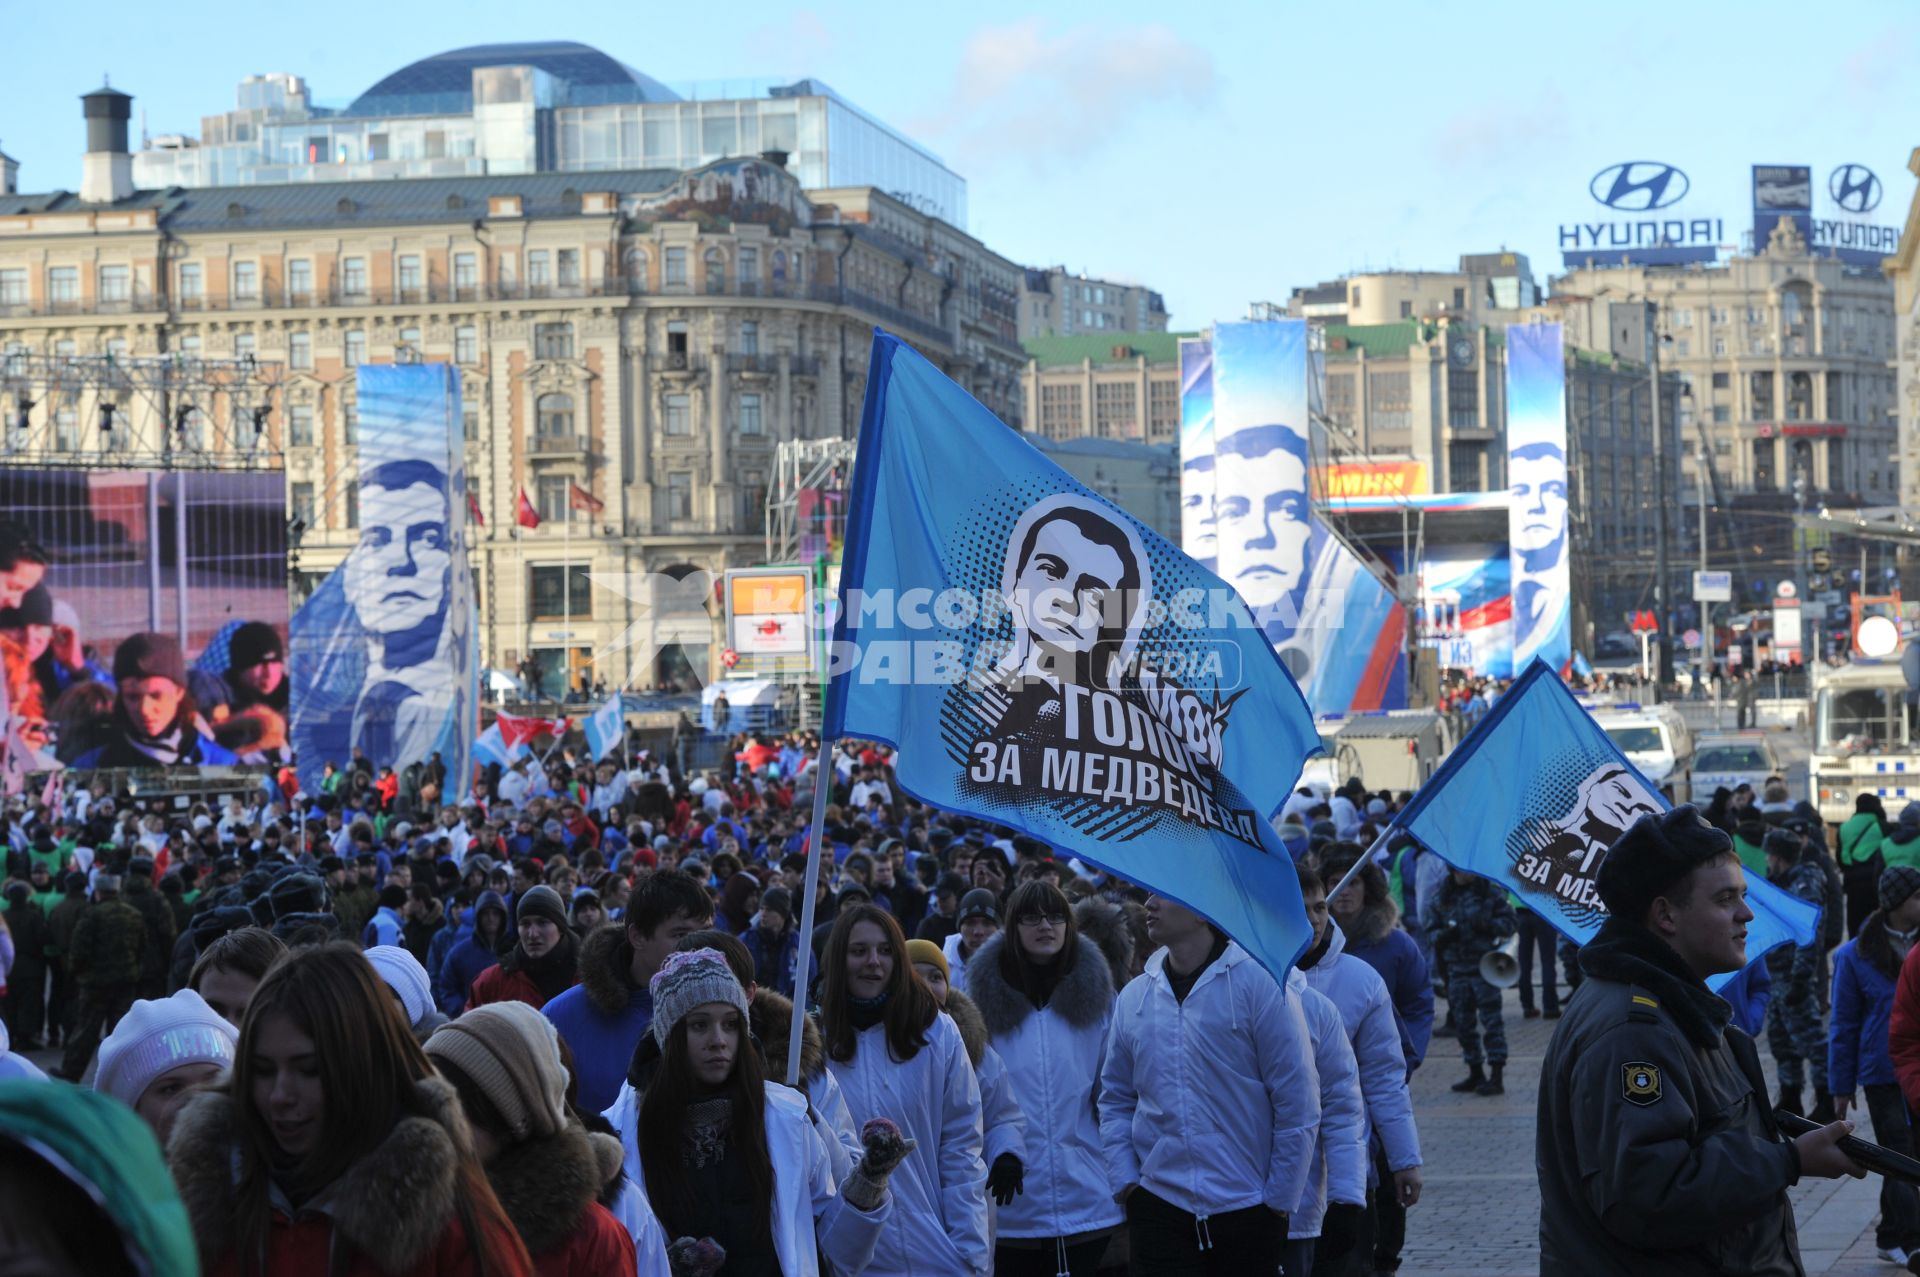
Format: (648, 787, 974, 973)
(529, 433, 588, 458)
(726, 353, 781, 375)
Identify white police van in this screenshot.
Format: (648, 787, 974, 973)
(1589, 702, 1696, 803)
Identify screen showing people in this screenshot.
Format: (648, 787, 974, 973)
(0, 468, 289, 773)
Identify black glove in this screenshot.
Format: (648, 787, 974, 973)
(1318, 1202, 1365, 1259)
(986, 1151, 1025, 1205)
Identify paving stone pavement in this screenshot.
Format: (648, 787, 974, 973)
(1402, 985, 1903, 1276)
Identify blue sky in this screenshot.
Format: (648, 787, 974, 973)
(5, 1, 1918, 329)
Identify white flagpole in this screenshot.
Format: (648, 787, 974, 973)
(1325, 823, 1400, 904)
(786, 732, 834, 1087)
(563, 496, 573, 698)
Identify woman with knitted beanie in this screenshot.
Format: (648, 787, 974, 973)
(821, 903, 991, 1277)
(425, 1001, 654, 1277)
(626, 947, 908, 1277)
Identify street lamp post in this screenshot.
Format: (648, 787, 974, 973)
(1648, 303, 1672, 700)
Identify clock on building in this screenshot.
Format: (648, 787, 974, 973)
(1447, 334, 1476, 369)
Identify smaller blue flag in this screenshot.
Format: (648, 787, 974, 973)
(1394, 660, 1819, 990)
(584, 694, 625, 762)
(472, 722, 526, 771)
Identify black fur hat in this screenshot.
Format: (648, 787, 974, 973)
(1595, 805, 1734, 918)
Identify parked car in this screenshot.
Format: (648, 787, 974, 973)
(1691, 732, 1784, 801)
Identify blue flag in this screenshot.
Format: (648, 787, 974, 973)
(1394, 659, 1819, 989)
(584, 694, 625, 762)
(825, 331, 1323, 978)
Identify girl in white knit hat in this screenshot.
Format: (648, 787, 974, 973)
(93, 987, 236, 1144)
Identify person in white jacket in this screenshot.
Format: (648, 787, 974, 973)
(618, 948, 903, 1277)
(966, 881, 1123, 1277)
(1284, 966, 1367, 1276)
(823, 903, 992, 1276)
(1300, 860, 1425, 1264)
(1100, 894, 1320, 1275)
(942, 888, 1001, 997)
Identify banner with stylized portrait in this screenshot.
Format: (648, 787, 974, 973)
(1408, 543, 1514, 679)
(827, 331, 1323, 978)
(1392, 660, 1818, 988)
(1506, 323, 1571, 673)
(289, 365, 476, 794)
(1211, 320, 1405, 713)
(1177, 337, 1216, 573)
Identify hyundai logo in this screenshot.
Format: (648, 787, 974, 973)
(1590, 162, 1690, 212)
(1830, 163, 1882, 214)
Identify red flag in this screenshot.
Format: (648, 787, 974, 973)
(466, 489, 485, 527)
(497, 713, 569, 749)
(568, 481, 604, 514)
(517, 488, 541, 529)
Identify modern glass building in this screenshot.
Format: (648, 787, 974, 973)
(134, 43, 967, 226)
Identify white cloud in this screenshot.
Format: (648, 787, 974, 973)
(917, 20, 1217, 174)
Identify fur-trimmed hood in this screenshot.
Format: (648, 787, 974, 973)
(966, 933, 1114, 1038)
(487, 1119, 624, 1258)
(1339, 896, 1399, 947)
(751, 986, 824, 1082)
(576, 922, 638, 1015)
(1072, 897, 1135, 992)
(168, 1076, 469, 1274)
(943, 987, 988, 1067)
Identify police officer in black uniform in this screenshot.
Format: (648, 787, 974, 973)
(1538, 805, 1864, 1275)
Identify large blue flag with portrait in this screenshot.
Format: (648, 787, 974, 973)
(289, 365, 477, 794)
(826, 331, 1323, 978)
(1393, 660, 1819, 988)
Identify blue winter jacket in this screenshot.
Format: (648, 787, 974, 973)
(437, 890, 507, 1015)
(1830, 925, 1904, 1093)
(740, 923, 799, 999)
(1340, 907, 1434, 1073)
(543, 925, 654, 1118)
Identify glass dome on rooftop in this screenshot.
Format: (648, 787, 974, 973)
(347, 41, 679, 117)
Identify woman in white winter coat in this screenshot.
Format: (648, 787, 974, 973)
(964, 881, 1122, 1277)
(822, 903, 991, 1277)
(621, 948, 907, 1277)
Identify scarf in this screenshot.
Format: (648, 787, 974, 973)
(681, 1095, 733, 1170)
(507, 932, 578, 1003)
(123, 720, 193, 767)
(848, 991, 889, 1033)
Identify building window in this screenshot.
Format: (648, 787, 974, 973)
(463, 407, 479, 441)
(1673, 338, 1689, 358)
(529, 564, 592, 618)
(344, 483, 358, 529)
(1829, 439, 1847, 492)
(397, 254, 422, 296)
(1148, 377, 1179, 441)
(1448, 441, 1485, 492)
(98, 264, 130, 303)
(289, 330, 312, 369)
(345, 330, 367, 366)
(664, 393, 691, 435)
(291, 482, 315, 526)
(342, 399, 357, 446)
(1039, 383, 1083, 438)
(455, 325, 478, 364)
(667, 471, 693, 519)
(705, 248, 726, 294)
(527, 250, 551, 290)
(396, 327, 421, 362)
(0, 270, 24, 306)
(289, 403, 313, 446)
(772, 251, 787, 293)
(739, 320, 759, 356)
(1712, 405, 1730, 423)
(453, 252, 477, 295)
(177, 262, 202, 301)
(53, 406, 77, 450)
(234, 332, 256, 361)
(178, 334, 201, 357)
(535, 322, 573, 360)
(536, 393, 574, 438)
(288, 259, 312, 299)
(1752, 437, 1776, 490)
(177, 407, 205, 452)
(233, 261, 258, 300)
(1093, 381, 1139, 439)
(1368, 370, 1412, 432)
(342, 257, 367, 296)
(1447, 365, 1478, 430)
(738, 247, 758, 288)
(738, 393, 763, 435)
(105, 337, 127, 361)
(1712, 371, 1730, 390)
(1399, 300, 1413, 319)
(664, 247, 688, 287)
(536, 476, 568, 522)
(624, 249, 648, 293)
(557, 249, 580, 287)
(47, 267, 77, 304)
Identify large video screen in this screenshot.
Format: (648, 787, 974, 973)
(0, 468, 288, 772)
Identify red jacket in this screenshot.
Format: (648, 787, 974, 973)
(531, 1201, 635, 1277)
(468, 962, 576, 1012)
(1887, 938, 1920, 1110)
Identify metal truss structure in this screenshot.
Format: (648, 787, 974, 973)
(765, 436, 856, 564)
(0, 352, 288, 471)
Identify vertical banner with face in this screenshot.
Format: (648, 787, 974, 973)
(290, 365, 476, 794)
(1212, 320, 1405, 712)
(1177, 337, 1217, 572)
(1506, 323, 1571, 674)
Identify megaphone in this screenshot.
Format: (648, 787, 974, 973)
(1480, 934, 1522, 988)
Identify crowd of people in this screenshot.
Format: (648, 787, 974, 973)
(0, 724, 1431, 1277)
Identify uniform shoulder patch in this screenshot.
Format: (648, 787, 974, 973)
(1622, 1061, 1662, 1106)
(1631, 994, 1660, 1009)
